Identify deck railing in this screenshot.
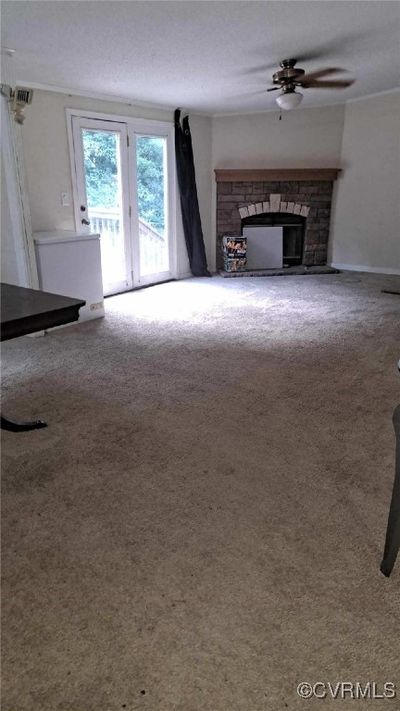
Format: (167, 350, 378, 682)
(89, 208, 121, 237)
(88, 207, 168, 278)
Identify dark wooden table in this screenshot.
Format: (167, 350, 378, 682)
(380, 405, 400, 577)
(1, 283, 85, 431)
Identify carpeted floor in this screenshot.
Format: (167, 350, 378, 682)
(2, 271, 400, 711)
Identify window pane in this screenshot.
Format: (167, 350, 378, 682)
(82, 129, 126, 291)
(136, 135, 169, 276)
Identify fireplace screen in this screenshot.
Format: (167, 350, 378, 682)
(242, 226, 283, 269)
(241, 214, 305, 266)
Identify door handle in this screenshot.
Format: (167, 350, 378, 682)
(81, 218, 90, 225)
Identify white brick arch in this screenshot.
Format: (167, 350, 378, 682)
(238, 193, 310, 220)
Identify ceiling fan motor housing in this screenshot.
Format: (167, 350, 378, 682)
(272, 59, 305, 88)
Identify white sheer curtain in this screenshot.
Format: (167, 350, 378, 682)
(0, 51, 37, 287)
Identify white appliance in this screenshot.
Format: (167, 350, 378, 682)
(243, 226, 283, 269)
(34, 230, 104, 323)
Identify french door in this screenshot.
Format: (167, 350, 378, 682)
(70, 113, 175, 296)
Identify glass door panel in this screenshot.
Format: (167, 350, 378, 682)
(136, 135, 169, 279)
(81, 129, 128, 294)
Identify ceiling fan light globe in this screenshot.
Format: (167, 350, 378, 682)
(276, 91, 303, 110)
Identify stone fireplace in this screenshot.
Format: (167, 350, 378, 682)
(215, 169, 340, 270)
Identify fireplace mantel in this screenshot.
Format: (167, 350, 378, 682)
(214, 168, 340, 182)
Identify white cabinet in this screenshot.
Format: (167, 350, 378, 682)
(34, 230, 104, 323)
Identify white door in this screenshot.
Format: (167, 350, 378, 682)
(70, 114, 175, 295)
(131, 132, 171, 286)
(71, 117, 132, 295)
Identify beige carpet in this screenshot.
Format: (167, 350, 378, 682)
(2, 272, 400, 711)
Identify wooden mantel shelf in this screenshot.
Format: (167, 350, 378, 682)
(214, 168, 341, 182)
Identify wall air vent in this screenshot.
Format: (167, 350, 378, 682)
(15, 87, 33, 105)
(11, 86, 34, 124)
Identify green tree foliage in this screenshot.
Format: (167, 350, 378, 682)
(82, 130, 165, 233)
(83, 130, 119, 209)
(136, 136, 165, 233)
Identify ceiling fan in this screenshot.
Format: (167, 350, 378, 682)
(267, 58, 355, 110)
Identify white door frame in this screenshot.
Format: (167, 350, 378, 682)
(70, 116, 132, 295)
(66, 109, 178, 291)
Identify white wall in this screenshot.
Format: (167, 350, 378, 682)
(21, 90, 212, 278)
(212, 104, 345, 168)
(329, 91, 400, 273)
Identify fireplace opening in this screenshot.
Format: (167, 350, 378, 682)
(241, 213, 306, 267)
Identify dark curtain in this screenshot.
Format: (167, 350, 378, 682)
(174, 109, 210, 277)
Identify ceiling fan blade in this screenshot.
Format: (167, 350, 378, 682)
(289, 30, 377, 64)
(267, 86, 280, 92)
(299, 67, 347, 82)
(227, 88, 269, 100)
(240, 60, 342, 77)
(290, 50, 335, 64)
(240, 62, 277, 76)
(300, 79, 355, 89)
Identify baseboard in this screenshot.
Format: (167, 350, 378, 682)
(330, 263, 400, 276)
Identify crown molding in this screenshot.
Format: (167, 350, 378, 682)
(14, 80, 213, 117)
(14, 78, 399, 118)
(211, 87, 400, 118)
(345, 87, 400, 104)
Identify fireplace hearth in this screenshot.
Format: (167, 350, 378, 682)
(215, 168, 340, 270)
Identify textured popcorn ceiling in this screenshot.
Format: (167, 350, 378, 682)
(1, 0, 399, 114)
